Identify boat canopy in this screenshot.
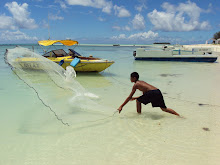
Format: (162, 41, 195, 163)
(38, 40, 78, 46)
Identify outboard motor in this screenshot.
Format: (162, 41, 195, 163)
(133, 51, 136, 57)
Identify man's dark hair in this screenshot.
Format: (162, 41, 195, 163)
(131, 72, 139, 80)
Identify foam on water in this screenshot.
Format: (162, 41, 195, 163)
(84, 92, 99, 99)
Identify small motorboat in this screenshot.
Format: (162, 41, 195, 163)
(14, 40, 114, 72)
(42, 48, 114, 72)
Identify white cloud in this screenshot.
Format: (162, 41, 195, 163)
(0, 30, 38, 41)
(5, 2, 38, 29)
(128, 31, 158, 40)
(112, 14, 145, 32)
(161, 2, 175, 13)
(35, 4, 57, 9)
(114, 5, 131, 17)
(49, 14, 64, 20)
(55, 0, 67, 9)
(0, 2, 38, 30)
(111, 31, 158, 40)
(98, 17, 105, 22)
(124, 26, 131, 31)
(66, 0, 113, 14)
(102, 3, 112, 14)
(0, 15, 16, 30)
(111, 34, 126, 40)
(132, 14, 145, 30)
(65, 1, 132, 17)
(112, 26, 121, 31)
(112, 25, 131, 31)
(205, 3, 212, 13)
(148, 1, 210, 32)
(135, 3, 147, 12)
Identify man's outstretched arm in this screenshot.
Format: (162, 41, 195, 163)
(117, 86, 136, 113)
(130, 97, 139, 101)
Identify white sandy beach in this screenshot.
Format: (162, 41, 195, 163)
(0, 44, 220, 165)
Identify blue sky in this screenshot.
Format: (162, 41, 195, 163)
(0, 0, 220, 44)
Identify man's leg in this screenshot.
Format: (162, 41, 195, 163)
(160, 107, 179, 116)
(136, 100, 142, 113)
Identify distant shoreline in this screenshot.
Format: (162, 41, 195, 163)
(0, 43, 152, 47)
(1, 43, 220, 48)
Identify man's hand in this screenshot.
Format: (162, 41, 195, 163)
(117, 106, 123, 113)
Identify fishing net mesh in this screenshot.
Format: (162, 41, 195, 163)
(5, 47, 113, 127)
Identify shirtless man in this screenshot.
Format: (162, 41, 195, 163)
(117, 72, 179, 116)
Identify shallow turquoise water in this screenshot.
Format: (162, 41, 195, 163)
(1, 44, 220, 165)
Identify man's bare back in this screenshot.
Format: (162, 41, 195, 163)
(134, 80, 158, 93)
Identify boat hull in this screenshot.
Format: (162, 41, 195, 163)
(134, 48, 218, 63)
(15, 57, 114, 72)
(56, 61, 114, 72)
(135, 57, 218, 62)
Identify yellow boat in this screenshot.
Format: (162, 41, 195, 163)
(52, 56, 114, 72)
(15, 40, 114, 72)
(41, 40, 114, 72)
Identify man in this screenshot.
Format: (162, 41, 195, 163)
(117, 72, 180, 116)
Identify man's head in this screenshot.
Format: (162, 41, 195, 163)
(130, 72, 139, 82)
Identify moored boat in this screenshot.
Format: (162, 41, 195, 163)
(133, 46, 218, 62)
(42, 48, 114, 72)
(14, 40, 114, 72)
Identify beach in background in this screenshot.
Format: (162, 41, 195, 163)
(1, 44, 220, 165)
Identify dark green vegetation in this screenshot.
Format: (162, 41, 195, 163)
(213, 31, 220, 40)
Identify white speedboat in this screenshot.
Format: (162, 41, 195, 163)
(133, 46, 218, 62)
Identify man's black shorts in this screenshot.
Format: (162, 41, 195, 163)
(137, 89, 167, 108)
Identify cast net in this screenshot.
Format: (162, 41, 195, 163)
(5, 47, 114, 127)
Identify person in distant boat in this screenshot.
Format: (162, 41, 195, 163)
(117, 72, 180, 116)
